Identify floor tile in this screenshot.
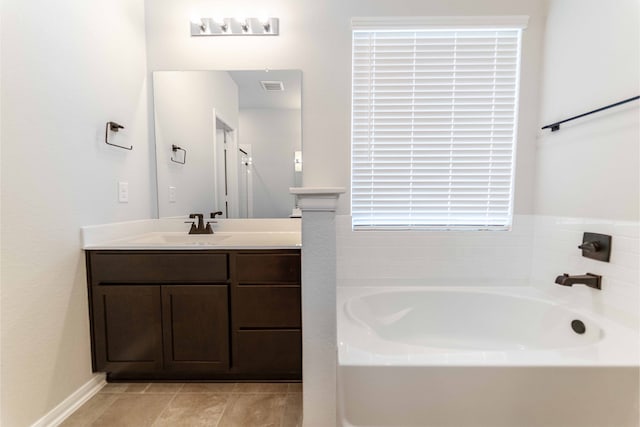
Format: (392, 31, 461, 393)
(233, 383, 289, 393)
(287, 383, 302, 393)
(92, 394, 173, 427)
(100, 383, 150, 394)
(282, 393, 302, 427)
(180, 383, 236, 393)
(145, 383, 184, 394)
(217, 393, 287, 427)
(152, 393, 228, 426)
(59, 393, 119, 426)
(64, 382, 303, 427)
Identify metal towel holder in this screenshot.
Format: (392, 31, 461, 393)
(171, 144, 186, 164)
(104, 121, 132, 150)
(541, 96, 639, 132)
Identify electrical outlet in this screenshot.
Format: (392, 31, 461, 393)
(169, 186, 176, 203)
(118, 182, 129, 203)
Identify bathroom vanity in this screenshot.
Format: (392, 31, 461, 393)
(82, 220, 302, 381)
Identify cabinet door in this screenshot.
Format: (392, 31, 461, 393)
(92, 285, 163, 373)
(162, 285, 230, 374)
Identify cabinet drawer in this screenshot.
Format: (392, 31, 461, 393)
(89, 252, 228, 283)
(236, 286, 301, 328)
(236, 253, 300, 284)
(235, 330, 301, 374)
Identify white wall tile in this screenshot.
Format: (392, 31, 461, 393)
(337, 214, 534, 287)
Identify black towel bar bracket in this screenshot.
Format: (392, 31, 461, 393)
(171, 144, 186, 164)
(104, 121, 132, 150)
(542, 95, 639, 132)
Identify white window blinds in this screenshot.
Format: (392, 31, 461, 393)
(351, 22, 524, 230)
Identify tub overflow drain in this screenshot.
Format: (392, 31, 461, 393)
(571, 319, 586, 334)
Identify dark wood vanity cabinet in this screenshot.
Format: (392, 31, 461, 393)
(86, 249, 301, 381)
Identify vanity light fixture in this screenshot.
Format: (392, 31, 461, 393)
(190, 17, 279, 36)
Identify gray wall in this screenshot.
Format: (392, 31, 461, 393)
(1, 0, 150, 425)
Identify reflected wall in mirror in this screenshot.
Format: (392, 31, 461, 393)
(153, 70, 302, 218)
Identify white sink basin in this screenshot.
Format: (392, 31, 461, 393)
(85, 228, 300, 250)
(127, 232, 231, 246)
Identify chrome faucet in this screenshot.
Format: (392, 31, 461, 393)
(555, 273, 601, 290)
(186, 213, 214, 235)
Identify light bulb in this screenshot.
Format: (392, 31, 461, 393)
(235, 17, 249, 32)
(190, 16, 206, 32)
(213, 17, 228, 32)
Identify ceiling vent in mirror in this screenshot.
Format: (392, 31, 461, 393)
(260, 81, 284, 92)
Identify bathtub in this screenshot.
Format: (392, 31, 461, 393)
(337, 287, 639, 427)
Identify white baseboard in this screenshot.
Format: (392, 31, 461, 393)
(31, 374, 106, 427)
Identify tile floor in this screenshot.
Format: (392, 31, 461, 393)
(61, 382, 302, 427)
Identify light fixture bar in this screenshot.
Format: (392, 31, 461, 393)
(190, 17, 279, 36)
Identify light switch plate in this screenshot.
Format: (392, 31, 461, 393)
(169, 186, 176, 203)
(118, 182, 129, 203)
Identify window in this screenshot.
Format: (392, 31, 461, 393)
(351, 17, 527, 230)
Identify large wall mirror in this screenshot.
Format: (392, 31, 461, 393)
(153, 70, 302, 218)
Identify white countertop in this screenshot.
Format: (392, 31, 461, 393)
(81, 218, 301, 250)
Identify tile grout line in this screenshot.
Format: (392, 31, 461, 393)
(74, 393, 119, 426)
(213, 393, 233, 427)
(279, 393, 288, 427)
(148, 390, 179, 427)
(213, 383, 254, 427)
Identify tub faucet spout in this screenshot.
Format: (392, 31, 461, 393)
(554, 273, 601, 290)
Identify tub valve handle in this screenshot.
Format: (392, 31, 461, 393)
(578, 241, 600, 252)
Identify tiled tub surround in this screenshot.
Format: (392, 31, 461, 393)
(336, 213, 639, 330)
(337, 214, 535, 287)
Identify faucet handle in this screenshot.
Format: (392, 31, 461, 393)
(578, 241, 600, 252)
(210, 211, 223, 218)
(184, 221, 198, 234)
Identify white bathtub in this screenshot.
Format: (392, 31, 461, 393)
(337, 287, 639, 427)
